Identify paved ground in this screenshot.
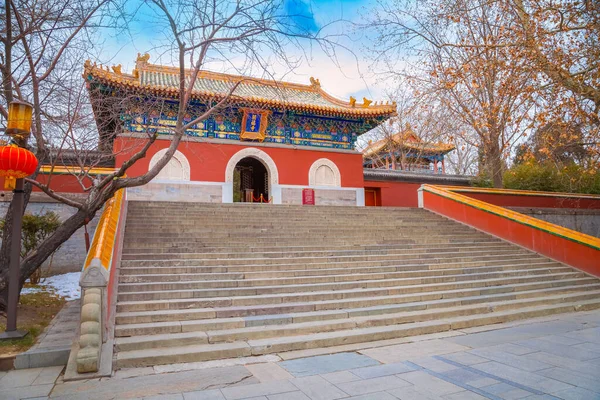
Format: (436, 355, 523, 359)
(2, 310, 600, 400)
(14, 300, 80, 369)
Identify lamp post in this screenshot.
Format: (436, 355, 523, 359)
(0, 100, 35, 340)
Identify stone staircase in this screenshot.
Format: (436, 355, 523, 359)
(113, 202, 600, 368)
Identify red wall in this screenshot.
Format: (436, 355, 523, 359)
(114, 137, 364, 187)
(364, 180, 422, 207)
(459, 191, 600, 209)
(422, 190, 600, 277)
(0, 174, 92, 194)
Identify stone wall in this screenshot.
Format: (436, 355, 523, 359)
(510, 207, 600, 238)
(281, 187, 358, 206)
(0, 193, 98, 275)
(126, 181, 223, 203)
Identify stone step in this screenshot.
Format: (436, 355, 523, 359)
(114, 298, 600, 368)
(119, 262, 568, 283)
(119, 251, 541, 268)
(121, 240, 506, 255)
(114, 282, 600, 328)
(117, 290, 600, 349)
(118, 266, 569, 296)
(119, 258, 561, 278)
(119, 264, 573, 291)
(121, 248, 533, 267)
(121, 257, 562, 276)
(115, 277, 598, 316)
(120, 243, 517, 261)
(116, 272, 589, 303)
(122, 236, 497, 248)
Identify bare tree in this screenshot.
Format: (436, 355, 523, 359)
(0, 0, 332, 311)
(368, 0, 539, 187)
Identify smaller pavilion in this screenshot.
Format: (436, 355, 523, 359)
(362, 129, 455, 174)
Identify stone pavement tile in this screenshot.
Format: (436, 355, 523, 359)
(279, 353, 379, 377)
(32, 366, 65, 385)
(245, 363, 293, 383)
(440, 368, 493, 387)
(515, 338, 600, 361)
(346, 393, 397, 400)
(467, 377, 499, 389)
(442, 390, 487, 400)
(441, 352, 488, 366)
(359, 339, 469, 363)
(470, 361, 573, 393)
(562, 327, 600, 344)
(154, 355, 281, 375)
(267, 391, 310, 400)
(290, 376, 348, 400)
(524, 351, 600, 380)
(114, 367, 156, 379)
(350, 362, 416, 379)
(410, 357, 459, 373)
(144, 394, 184, 400)
(182, 389, 225, 400)
(483, 343, 538, 356)
(447, 320, 587, 349)
(0, 368, 43, 388)
(386, 386, 443, 400)
(221, 380, 297, 400)
(481, 382, 533, 400)
(467, 348, 553, 372)
(1, 383, 54, 400)
(571, 342, 600, 353)
(397, 370, 463, 397)
(335, 375, 411, 396)
(319, 371, 360, 384)
(536, 367, 600, 393)
(551, 387, 600, 400)
(50, 366, 255, 400)
(538, 334, 586, 346)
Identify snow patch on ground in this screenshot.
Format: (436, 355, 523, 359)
(21, 272, 81, 300)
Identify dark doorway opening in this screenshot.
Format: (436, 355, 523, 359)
(233, 157, 269, 202)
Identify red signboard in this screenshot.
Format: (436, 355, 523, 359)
(302, 188, 315, 205)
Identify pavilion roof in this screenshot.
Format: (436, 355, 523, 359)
(83, 54, 397, 119)
(363, 130, 455, 157)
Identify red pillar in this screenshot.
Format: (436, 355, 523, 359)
(441, 158, 446, 174)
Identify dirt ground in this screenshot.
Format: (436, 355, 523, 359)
(0, 288, 66, 356)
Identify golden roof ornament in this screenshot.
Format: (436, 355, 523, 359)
(137, 53, 150, 65)
(112, 64, 122, 75)
(362, 97, 372, 107)
(309, 77, 321, 88)
(350, 96, 357, 107)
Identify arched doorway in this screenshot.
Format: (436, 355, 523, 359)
(233, 157, 269, 202)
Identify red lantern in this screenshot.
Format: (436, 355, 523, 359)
(0, 145, 38, 189)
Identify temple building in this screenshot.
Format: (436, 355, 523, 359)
(83, 54, 397, 206)
(362, 129, 455, 174)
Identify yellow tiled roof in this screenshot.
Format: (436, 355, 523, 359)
(83, 55, 397, 118)
(363, 131, 455, 157)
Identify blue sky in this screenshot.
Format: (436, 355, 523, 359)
(99, 0, 388, 103)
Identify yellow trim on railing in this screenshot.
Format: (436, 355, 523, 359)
(440, 185, 600, 200)
(40, 165, 117, 175)
(83, 189, 124, 270)
(422, 185, 600, 251)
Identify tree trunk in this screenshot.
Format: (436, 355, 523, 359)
(486, 141, 504, 188)
(0, 206, 96, 312)
(0, 183, 34, 311)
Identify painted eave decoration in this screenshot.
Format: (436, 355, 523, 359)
(83, 54, 397, 119)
